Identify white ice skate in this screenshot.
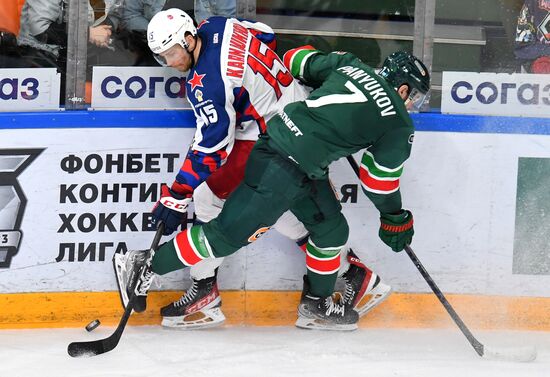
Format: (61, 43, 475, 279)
(113, 249, 155, 313)
(343, 249, 392, 317)
(161, 274, 226, 329)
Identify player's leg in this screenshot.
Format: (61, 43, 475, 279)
(201, 140, 304, 257)
(271, 210, 309, 243)
(289, 179, 358, 330)
(273, 211, 391, 317)
(159, 141, 255, 327)
(273, 210, 352, 271)
(152, 146, 296, 323)
(160, 183, 226, 328)
(149, 138, 299, 277)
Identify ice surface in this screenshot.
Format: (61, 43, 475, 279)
(1, 326, 549, 377)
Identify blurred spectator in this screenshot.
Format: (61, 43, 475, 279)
(17, 0, 113, 71)
(0, 0, 23, 67)
(194, 0, 236, 23)
(514, 0, 550, 73)
(110, 0, 167, 65)
(163, 0, 194, 14)
(15, 0, 129, 103)
(94, 0, 123, 34)
(0, 29, 21, 68)
(121, 0, 166, 32)
(499, 0, 524, 50)
(106, 0, 198, 65)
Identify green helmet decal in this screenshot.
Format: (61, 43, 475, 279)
(379, 51, 430, 94)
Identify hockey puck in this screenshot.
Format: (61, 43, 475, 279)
(85, 319, 101, 332)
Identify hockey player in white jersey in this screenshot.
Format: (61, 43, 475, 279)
(114, 8, 391, 330)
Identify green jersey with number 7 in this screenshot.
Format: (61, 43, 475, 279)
(268, 47, 423, 214)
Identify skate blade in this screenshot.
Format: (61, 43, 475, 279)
(355, 282, 392, 317)
(112, 253, 131, 310)
(295, 317, 358, 331)
(161, 308, 226, 330)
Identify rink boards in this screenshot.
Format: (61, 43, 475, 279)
(1, 110, 550, 329)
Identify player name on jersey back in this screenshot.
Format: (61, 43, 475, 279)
(337, 66, 397, 117)
(226, 23, 248, 79)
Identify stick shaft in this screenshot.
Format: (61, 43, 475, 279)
(67, 222, 165, 357)
(345, 155, 484, 356)
(404, 245, 484, 356)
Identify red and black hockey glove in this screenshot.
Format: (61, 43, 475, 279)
(152, 184, 191, 235)
(379, 210, 414, 252)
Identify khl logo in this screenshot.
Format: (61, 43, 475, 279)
(0, 149, 43, 268)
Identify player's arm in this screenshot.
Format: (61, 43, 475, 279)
(172, 94, 236, 191)
(171, 146, 229, 196)
(283, 46, 357, 88)
(359, 131, 410, 214)
(153, 145, 230, 236)
(153, 97, 235, 235)
(359, 127, 414, 252)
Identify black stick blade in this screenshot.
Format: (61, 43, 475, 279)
(67, 223, 164, 358)
(68, 305, 129, 357)
(67, 336, 119, 357)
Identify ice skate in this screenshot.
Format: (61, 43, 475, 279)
(342, 248, 392, 317)
(295, 275, 358, 331)
(113, 249, 155, 313)
(161, 273, 225, 329)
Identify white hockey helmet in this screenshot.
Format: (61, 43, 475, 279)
(147, 8, 197, 58)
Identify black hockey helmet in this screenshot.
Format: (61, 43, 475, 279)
(379, 51, 430, 110)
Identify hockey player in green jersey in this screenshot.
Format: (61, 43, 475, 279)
(121, 48, 430, 331)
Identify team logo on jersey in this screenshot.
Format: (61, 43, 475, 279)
(195, 89, 204, 102)
(213, 33, 219, 44)
(188, 71, 206, 91)
(408, 134, 414, 144)
(0, 149, 44, 268)
(247, 226, 270, 242)
(279, 111, 303, 137)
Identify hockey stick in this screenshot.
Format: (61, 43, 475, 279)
(67, 222, 165, 358)
(346, 155, 536, 362)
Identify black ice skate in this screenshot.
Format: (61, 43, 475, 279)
(342, 248, 392, 317)
(161, 272, 225, 329)
(295, 275, 359, 331)
(113, 249, 155, 313)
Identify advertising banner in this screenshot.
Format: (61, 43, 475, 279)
(91, 66, 191, 110)
(1, 125, 550, 298)
(441, 71, 550, 118)
(1, 128, 194, 292)
(0, 68, 61, 111)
